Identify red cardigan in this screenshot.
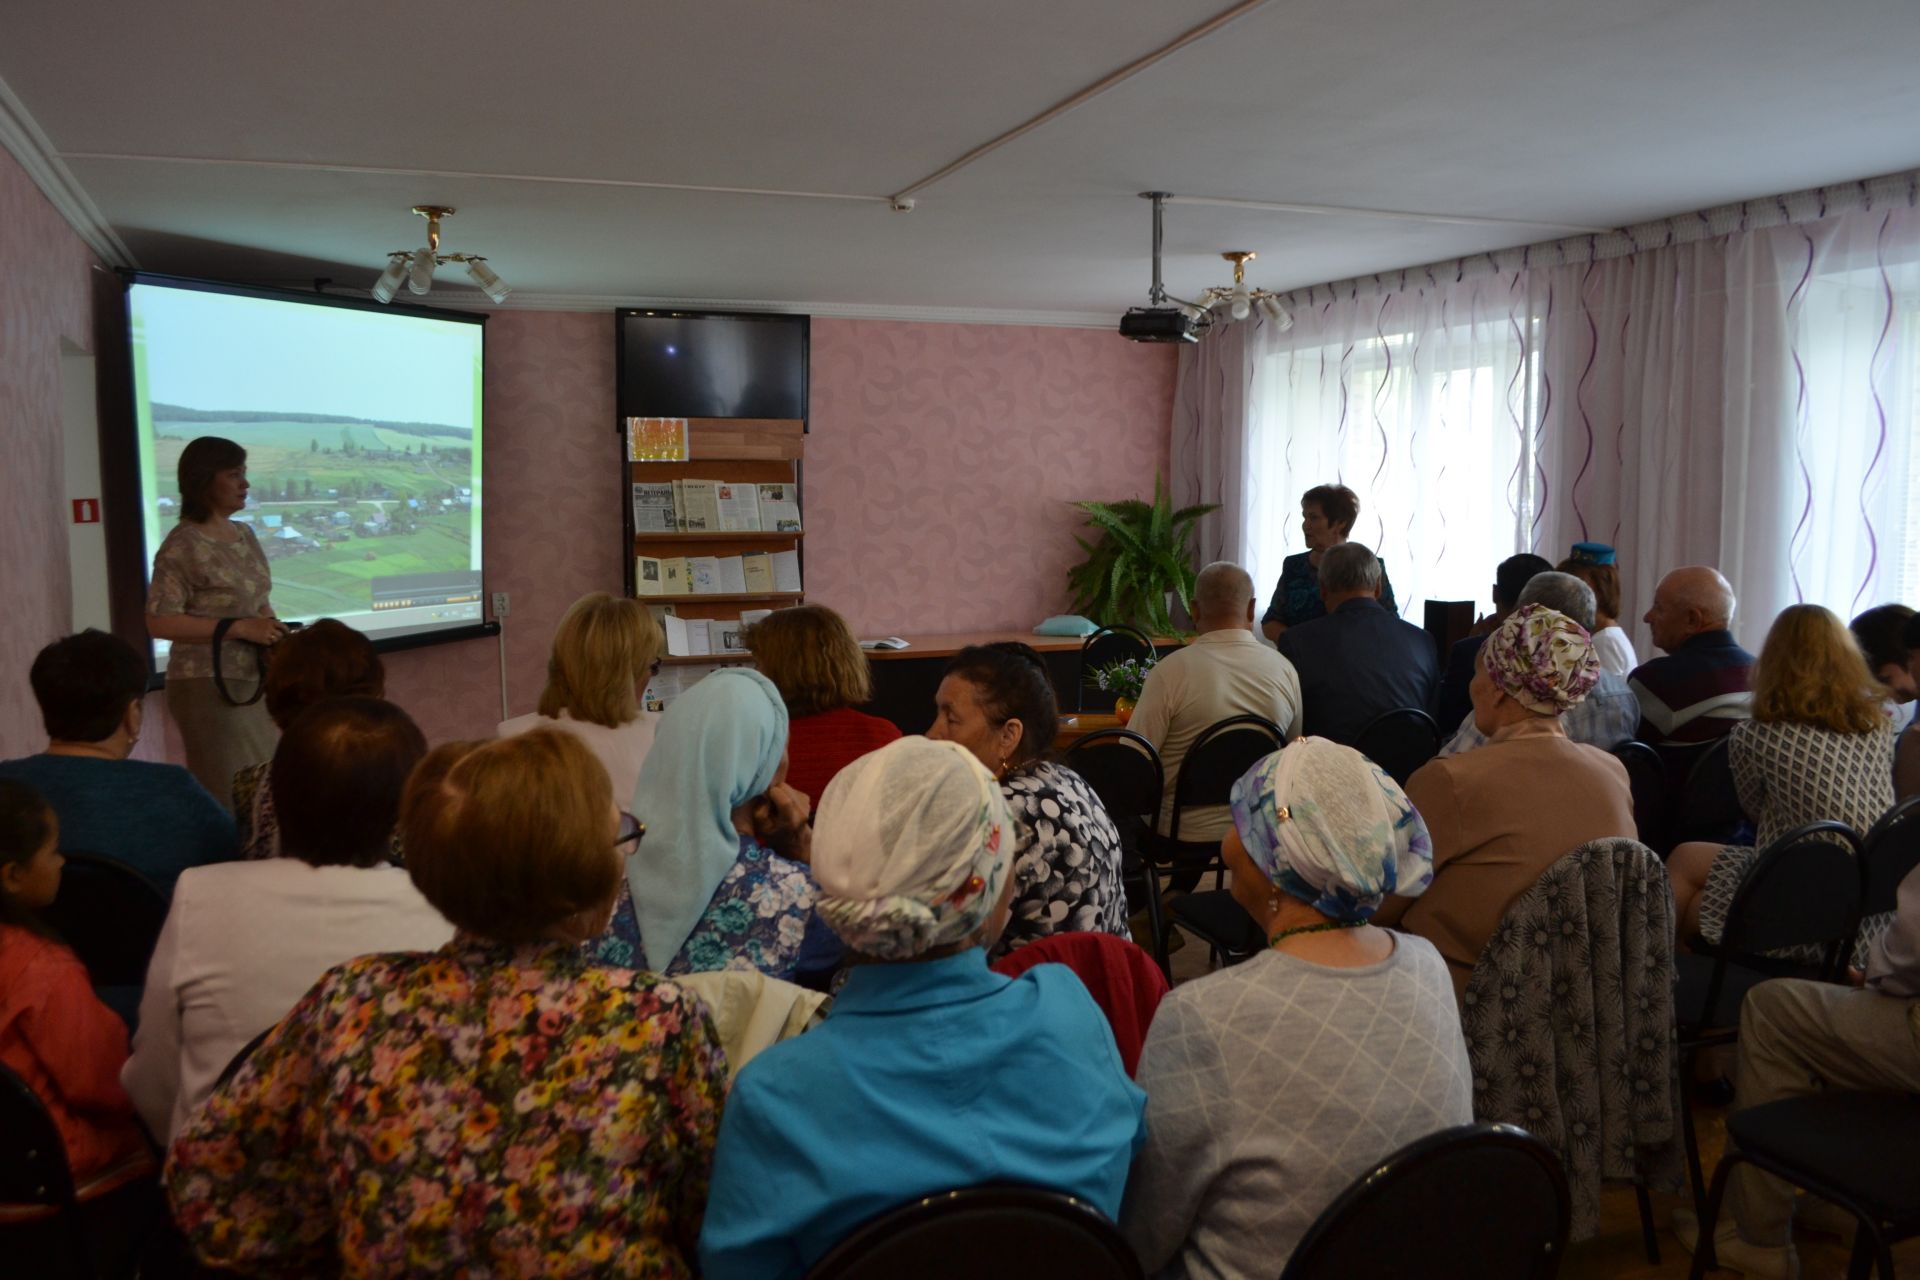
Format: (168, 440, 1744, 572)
(785, 708, 903, 809)
(0, 926, 154, 1196)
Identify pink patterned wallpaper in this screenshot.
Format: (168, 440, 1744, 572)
(0, 148, 100, 760)
(805, 319, 1175, 634)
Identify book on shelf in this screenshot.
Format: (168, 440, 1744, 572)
(717, 555, 748, 594)
(739, 608, 774, 627)
(659, 556, 690, 595)
(687, 555, 722, 594)
(631, 482, 677, 534)
(740, 551, 774, 595)
(714, 620, 746, 654)
(677, 480, 721, 533)
(756, 484, 802, 532)
(645, 603, 677, 624)
(771, 549, 803, 593)
(661, 614, 709, 658)
(635, 555, 666, 596)
(715, 483, 761, 531)
(626, 416, 689, 462)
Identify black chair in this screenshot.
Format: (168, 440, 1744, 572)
(1155, 715, 1286, 968)
(1859, 796, 1920, 924)
(1064, 729, 1170, 977)
(40, 852, 168, 991)
(1689, 1091, 1920, 1280)
(802, 1184, 1143, 1280)
(1278, 1123, 1570, 1280)
(1674, 820, 1864, 1214)
(1077, 625, 1155, 712)
(1611, 740, 1671, 854)
(1351, 707, 1441, 786)
(1671, 737, 1745, 847)
(0, 1060, 89, 1277)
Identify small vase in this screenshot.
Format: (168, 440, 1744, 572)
(1114, 695, 1136, 725)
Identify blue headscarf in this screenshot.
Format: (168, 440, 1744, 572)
(627, 669, 788, 971)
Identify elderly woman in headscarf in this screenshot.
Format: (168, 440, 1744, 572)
(1122, 739, 1472, 1277)
(698, 736, 1147, 1280)
(1374, 603, 1636, 997)
(586, 668, 840, 981)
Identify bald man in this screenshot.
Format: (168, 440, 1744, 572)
(1130, 562, 1302, 847)
(1627, 566, 1757, 749)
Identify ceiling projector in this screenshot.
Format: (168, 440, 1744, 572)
(1119, 306, 1199, 343)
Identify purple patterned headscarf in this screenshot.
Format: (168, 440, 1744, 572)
(1483, 603, 1601, 715)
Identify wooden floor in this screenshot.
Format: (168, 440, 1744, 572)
(1164, 942, 1920, 1278)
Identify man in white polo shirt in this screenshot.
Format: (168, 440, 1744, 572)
(1130, 562, 1303, 849)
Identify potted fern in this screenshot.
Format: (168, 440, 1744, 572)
(1065, 476, 1218, 638)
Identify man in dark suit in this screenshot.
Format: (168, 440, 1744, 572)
(1277, 543, 1440, 745)
(1431, 553, 1553, 730)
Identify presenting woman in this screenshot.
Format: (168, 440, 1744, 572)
(1260, 483, 1398, 642)
(146, 436, 286, 803)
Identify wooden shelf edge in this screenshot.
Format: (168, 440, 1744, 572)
(659, 653, 756, 667)
(634, 591, 805, 604)
(633, 531, 804, 542)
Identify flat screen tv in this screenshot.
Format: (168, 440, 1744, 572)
(121, 274, 490, 670)
(617, 310, 809, 421)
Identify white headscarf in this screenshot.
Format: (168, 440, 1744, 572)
(811, 737, 1014, 959)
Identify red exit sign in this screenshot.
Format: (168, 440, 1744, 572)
(72, 498, 101, 524)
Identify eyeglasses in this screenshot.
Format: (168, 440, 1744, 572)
(615, 812, 645, 854)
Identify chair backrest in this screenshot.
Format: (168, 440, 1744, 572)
(0, 1060, 77, 1211)
(1063, 730, 1164, 825)
(1352, 707, 1441, 786)
(1078, 626, 1156, 711)
(1673, 737, 1743, 845)
(803, 1184, 1144, 1280)
(1610, 741, 1670, 851)
(1717, 821, 1863, 976)
(1278, 1123, 1570, 1280)
(39, 852, 169, 988)
(1860, 796, 1920, 919)
(1169, 715, 1285, 840)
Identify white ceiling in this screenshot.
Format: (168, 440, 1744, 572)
(4, 0, 1918, 321)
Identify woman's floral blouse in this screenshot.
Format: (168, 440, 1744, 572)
(589, 835, 836, 980)
(166, 935, 727, 1279)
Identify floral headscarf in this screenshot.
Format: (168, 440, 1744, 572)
(1482, 603, 1601, 715)
(1228, 738, 1432, 921)
(811, 737, 1014, 959)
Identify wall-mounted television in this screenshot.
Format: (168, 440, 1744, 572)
(120, 274, 492, 670)
(616, 310, 809, 421)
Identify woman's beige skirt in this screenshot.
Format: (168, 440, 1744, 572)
(165, 676, 277, 811)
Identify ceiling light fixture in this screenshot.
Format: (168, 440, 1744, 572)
(1119, 192, 1291, 343)
(369, 205, 510, 304)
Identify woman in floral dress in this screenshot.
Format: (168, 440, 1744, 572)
(588, 669, 841, 981)
(166, 729, 728, 1279)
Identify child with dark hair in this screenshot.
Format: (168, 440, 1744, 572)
(0, 781, 156, 1211)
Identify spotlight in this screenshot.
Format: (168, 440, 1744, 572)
(465, 257, 511, 304)
(1257, 295, 1293, 330)
(1230, 288, 1251, 321)
(371, 253, 408, 304)
(407, 247, 436, 295)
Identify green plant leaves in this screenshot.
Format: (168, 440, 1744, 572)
(1064, 474, 1219, 637)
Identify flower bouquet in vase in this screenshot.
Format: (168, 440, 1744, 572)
(1088, 657, 1155, 724)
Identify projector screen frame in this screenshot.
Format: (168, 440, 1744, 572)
(105, 270, 499, 688)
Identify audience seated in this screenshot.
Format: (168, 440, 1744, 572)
(1672, 857, 1920, 1278)
(928, 642, 1130, 957)
(1436, 571, 1641, 756)
(123, 698, 453, 1144)
(698, 737, 1146, 1280)
(233, 617, 384, 859)
(744, 603, 901, 809)
(1375, 605, 1634, 998)
(1260, 483, 1398, 641)
(0, 630, 236, 899)
(588, 669, 839, 980)
(1131, 562, 1302, 847)
(1560, 541, 1639, 675)
(1628, 565, 1757, 753)
(166, 729, 727, 1278)
(1433, 552, 1552, 731)
(1122, 740, 1471, 1276)
(989, 931, 1170, 1076)
(0, 781, 156, 1205)
(498, 592, 662, 802)
(1668, 604, 1896, 946)
(1277, 543, 1440, 745)
(1850, 603, 1920, 800)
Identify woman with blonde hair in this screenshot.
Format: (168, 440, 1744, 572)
(167, 729, 727, 1278)
(499, 592, 663, 801)
(746, 605, 900, 807)
(1669, 604, 1896, 944)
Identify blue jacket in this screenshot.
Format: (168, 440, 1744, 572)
(1278, 597, 1441, 745)
(699, 948, 1147, 1280)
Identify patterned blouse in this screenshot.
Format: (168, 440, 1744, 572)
(991, 760, 1132, 959)
(166, 935, 727, 1279)
(588, 836, 834, 980)
(232, 759, 278, 858)
(147, 521, 275, 681)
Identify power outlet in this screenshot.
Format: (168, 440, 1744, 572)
(491, 592, 510, 618)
